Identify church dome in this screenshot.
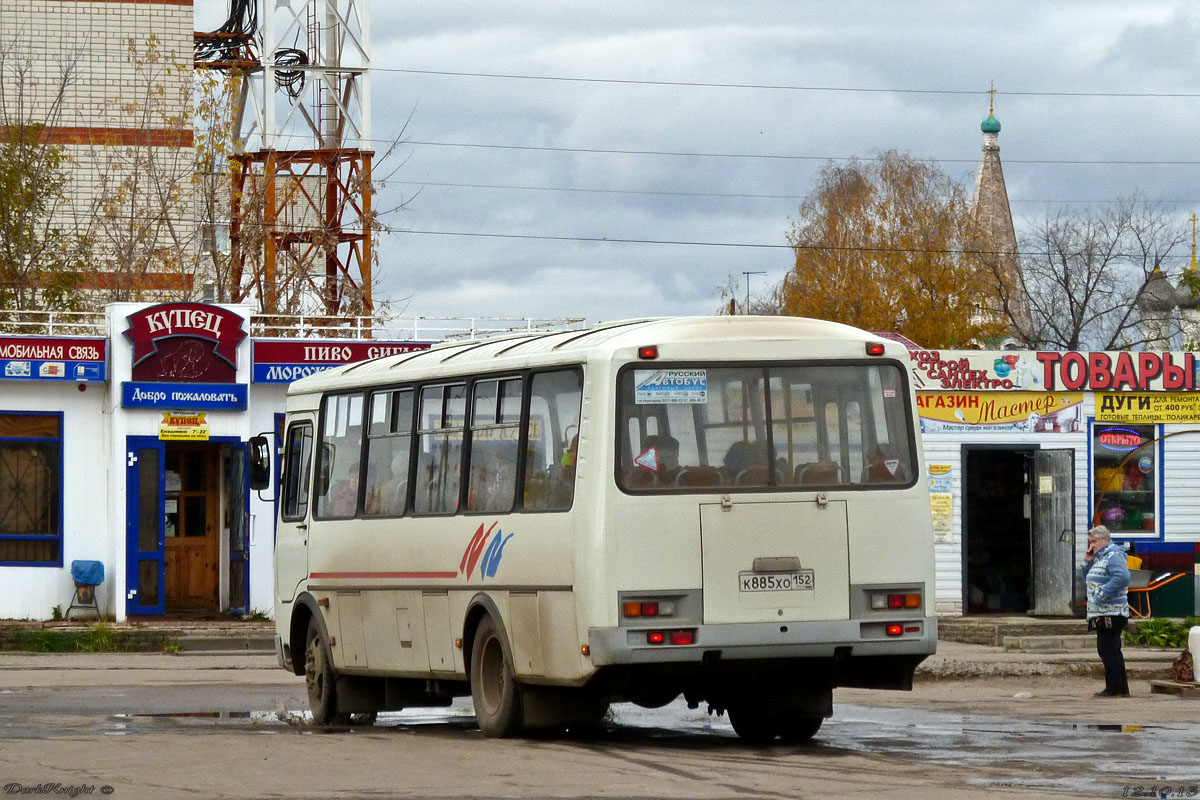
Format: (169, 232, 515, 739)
(981, 114, 1001, 134)
(1138, 268, 1179, 313)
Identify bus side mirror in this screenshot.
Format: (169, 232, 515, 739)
(249, 435, 271, 490)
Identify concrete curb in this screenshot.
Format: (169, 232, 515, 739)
(918, 641, 1179, 679)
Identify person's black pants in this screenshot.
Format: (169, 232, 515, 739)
(1095, 617, 1129, 695)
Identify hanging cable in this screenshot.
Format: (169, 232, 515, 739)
(273, 48, 309, 98)
(194, 0, 259, 65)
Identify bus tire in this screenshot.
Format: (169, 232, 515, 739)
(778, 716, 823, 742)
(305, 617, 344, 725)
(727, 704, 781, 744)
(470, 616, 524, 738)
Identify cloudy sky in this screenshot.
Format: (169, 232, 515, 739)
(197, 1, 1200, 327)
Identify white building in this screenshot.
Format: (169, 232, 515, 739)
(0, 302, 429, 620)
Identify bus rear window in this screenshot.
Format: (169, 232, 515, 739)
(617, 364, 914, 492)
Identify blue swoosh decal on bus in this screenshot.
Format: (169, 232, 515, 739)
(480, 529, 514, 579)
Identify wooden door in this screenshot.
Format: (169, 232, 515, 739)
(164, 444, 219, 610)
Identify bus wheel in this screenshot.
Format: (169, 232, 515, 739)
(629, 688, 679, 709)
(727, 704, 780, 744)
(470, 616, 524, 737)
(305, 618, 341, 725)
(778, 716, 823, 742)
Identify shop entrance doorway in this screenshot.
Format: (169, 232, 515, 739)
(164, 443, 219, 609)
(125, 436, 250, 617)
(963, 446, 1075, 616)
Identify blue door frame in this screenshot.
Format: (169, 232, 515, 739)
(226, 440, 250, 615)
(126, 436, 252, 616)
(125, 437, 166, 616)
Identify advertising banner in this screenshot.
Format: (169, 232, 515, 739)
(928, 464, 954, 540)
(1095, 392, 1200, 423)
(916, 392, 1084, 433)
(159, 412, 210, 441)
(251, 339, 432, 383)
(0, 336, 107, 382)
(909, 349, 1199, 392)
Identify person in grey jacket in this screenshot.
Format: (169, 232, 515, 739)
(1081, 525, 1130, 697)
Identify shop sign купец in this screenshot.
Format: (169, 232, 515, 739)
(121, 303, 247, 409)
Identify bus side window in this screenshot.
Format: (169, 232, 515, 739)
(414, 384, 465, 515)
(363, 389, 413, 517)
(523, 369, 582, 511)
(467, 378, 522, 513)
(281, 422, 313, 520)
(314, 393, 364, 518)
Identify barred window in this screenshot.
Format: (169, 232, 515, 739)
(0, 413, 63, 566)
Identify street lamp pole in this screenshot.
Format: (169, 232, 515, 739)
(742, 271, 766, 314)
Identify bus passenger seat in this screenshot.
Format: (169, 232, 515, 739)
(622, 467, 658, 488)
(797, 461, 841, 485)
(735, 465, 772, 486)
(675, 466, 722, 488)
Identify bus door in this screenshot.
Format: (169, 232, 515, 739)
(276, 416, 316, 604)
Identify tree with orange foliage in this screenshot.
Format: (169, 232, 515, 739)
(776, 151, 1009, 348)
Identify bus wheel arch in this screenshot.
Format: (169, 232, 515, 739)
(461, 593, 508, 677)
(289, 595, 321, 677)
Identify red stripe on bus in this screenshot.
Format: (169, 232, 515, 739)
(309, 571, 458, 579)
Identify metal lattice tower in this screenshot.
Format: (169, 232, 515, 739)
(214, 0, 374, 321)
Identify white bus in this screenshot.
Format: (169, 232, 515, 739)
(255, 316, 937, 741)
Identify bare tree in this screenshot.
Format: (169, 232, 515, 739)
(1007, 198, 1187, 350)
(715, 273, 783, 316)
(0, 35, 90, 314)
(76, 34, 200, 303)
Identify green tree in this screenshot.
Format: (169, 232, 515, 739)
(773, 150, 1008, 348)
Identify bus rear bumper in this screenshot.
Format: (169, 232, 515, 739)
(587, 616, 937, 667)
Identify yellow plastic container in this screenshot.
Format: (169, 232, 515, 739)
(1095, 467, 1124, 493)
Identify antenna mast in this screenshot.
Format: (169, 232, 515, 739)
(224, 0, 374, 324)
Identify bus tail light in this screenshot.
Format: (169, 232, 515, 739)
(870, 591, 921, 610)
(669, 630, 694, 646)
(638, 345, 659, 360)
(623, 600, 676, 618)
(646, 630, 695, 646)
(866, 342, 886, 356)
(886, 624, 904, 637)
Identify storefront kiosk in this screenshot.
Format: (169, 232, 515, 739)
(914, 349, 1200, 618)
(0, 302, 428, 621)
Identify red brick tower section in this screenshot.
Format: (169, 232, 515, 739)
(971, 88, 1032, 344)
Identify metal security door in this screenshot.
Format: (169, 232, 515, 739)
(126, 437, 166, 615)
(1031, 449, 1075, 616)
(226, 444, 250, 615)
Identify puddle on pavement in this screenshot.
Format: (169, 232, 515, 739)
(131, 711, 253, 719)
(824, 704, 1200, 795)
(8, 698, 1200, 793)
